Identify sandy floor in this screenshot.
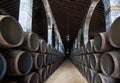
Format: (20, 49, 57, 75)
(45, 60, 88, 83)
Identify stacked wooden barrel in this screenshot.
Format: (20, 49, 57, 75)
(70, 17, 120, 83)
(0, 15, 65, 83)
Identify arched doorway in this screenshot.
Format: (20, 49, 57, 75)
(32, 0, 48, 41)
(83, 0, 107, 44)
(89, 0, 106, 39)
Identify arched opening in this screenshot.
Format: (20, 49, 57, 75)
(32, 0, 48, 41)
(52, 25, 55, 47)
(80, 32, 84, 46)
(89, 0, 106, 39)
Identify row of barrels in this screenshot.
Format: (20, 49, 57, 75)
(71, 53, 120, 83)
(70, 16, 120, 83)
(0, 15, 65, 82)
(1, 58, 64, 83)
(0, 15, 60, 54)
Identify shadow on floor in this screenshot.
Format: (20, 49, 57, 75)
(45, 60, 88, 83)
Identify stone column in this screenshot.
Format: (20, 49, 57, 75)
(104, 0, 120, 31)
(19, 0, 33, 32)
(77, 29, 82, 48)
(74, 38, 78, 49)
(42, 0, 53, 45)
(83, 0, 100, 44)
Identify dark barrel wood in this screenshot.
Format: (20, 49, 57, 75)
(19, 32, 39, 51)
(82, 55, 87, 65)
(108, 16, 120, 48)
(94, 73, 116, 83)
(0, 15, 23, 48)
(85, 54, 90, 67)
(0, 53, 6, 80)
(100, 51, 120, 78)
(90, 53, 102, 71)
(43, 54, 52, 66)
(31, 53, 43, 70)
(18, 72, 39, 83)
(2, 50, 33, 76)
(86, 69, 97, 83)
(94, 32, 112, 52)
(38, 39, 47, 53)
(38, 68, 47, 82)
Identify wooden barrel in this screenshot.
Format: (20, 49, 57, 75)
(84, 66, 89, 78)
(94, 32, 112, 52)
(52, 63, 56, 73)
(85, 54, 90, 67)
(31, 53, 43, 70)
(53, 55, 58, 63)
(77, 55, 81, 64)
(51, 48, 57, 55)
(90, 53, 102, 71)
(74, 56, 78, 64)
(75, 49, 80, 56)
(108, 17, 120, 48)
(80, 55, 83, 64)
(49, 55, 54, 64)
(43, 54, 52, 66)
(100, 51, 120, 78)
(38, 39, 47, 53)
(48, 54, 53, 65)
(2, 50, 33, 76)
(78, 64, 82, 73)
(87, 39, 95, 53)
(82, 55, 86, 65)
(86, 69, 97, 83)
(18, 72, 39, 83)
(79, 55, 82, 64)
(19, 32, 39, 51)
(79, 64, 83, 75)
(0, 53, 7, 80)
(94, 73, 116, 83)
(0, 15, 23, 48)
(79, 64, 84, 76)
(46, 65, 51, 77)
(49, 64, 53, 75)
(38, 68, 47, 82)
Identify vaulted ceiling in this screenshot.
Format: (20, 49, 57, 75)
(48, 0, 91, 50)
(48, 0, 106, 51)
